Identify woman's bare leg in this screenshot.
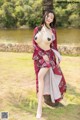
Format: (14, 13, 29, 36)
(36, 67, 49, 118)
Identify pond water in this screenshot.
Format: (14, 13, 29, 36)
(0, 28, 80, 46)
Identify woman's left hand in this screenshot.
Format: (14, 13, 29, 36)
(55, 55, 60, 67)
(43, 55, 49, 62)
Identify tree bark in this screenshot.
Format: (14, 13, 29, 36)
(42, 0, 53, 14)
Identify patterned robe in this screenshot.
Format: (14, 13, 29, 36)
(32, 26, 66, 103)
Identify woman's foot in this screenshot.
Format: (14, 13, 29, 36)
(36, 107, 42, 119)
(36, 113, 41, 119)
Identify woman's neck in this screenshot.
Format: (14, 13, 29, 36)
(45, 23, 51, 29)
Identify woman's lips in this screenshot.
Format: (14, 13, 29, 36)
(47, 20, 50, 23)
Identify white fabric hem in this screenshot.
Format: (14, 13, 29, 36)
(51, 48, 62, 62)
(43, 67, 62, 103)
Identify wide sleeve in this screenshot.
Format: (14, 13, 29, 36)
(50, 28, 58, 51)
(50, 28, 62, 62)
(32, 27, 45, 60)
(33, 27, 38, 51)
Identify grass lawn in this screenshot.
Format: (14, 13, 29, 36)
(0, 52, 80, 120)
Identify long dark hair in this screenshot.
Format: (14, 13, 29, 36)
(38, 10, 56, 31)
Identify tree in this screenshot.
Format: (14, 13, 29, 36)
(42, 0, 53, 14)
(0, 0, 80, 28)
(1, 1, 16, 28)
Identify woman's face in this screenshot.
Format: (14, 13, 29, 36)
(45, 12, 54, 25)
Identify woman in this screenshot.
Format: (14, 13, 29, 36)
(32, 10, 66, 119)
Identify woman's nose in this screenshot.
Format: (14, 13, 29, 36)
(48, 17, 51, 21)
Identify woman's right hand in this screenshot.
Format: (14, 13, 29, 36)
(43, 55, 49, 62)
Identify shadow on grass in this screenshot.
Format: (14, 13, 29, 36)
(67, 83, 80, 95)
(8, 83, 80, 120)
(43, 104, 80, 120)
(65, 83, 80, 105)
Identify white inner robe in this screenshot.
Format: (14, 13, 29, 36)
(43, 67, 62, 103)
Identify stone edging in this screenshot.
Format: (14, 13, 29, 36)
(58, 45, 80, 55)
(0, 43, 80, 55)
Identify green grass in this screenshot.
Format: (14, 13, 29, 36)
(0, 52, 80, 120)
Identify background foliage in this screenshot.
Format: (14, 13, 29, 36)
(0, 0, 80, 28)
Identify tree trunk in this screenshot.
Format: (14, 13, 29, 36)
(42, 0, 54, 14)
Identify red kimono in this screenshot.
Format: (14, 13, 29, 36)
(32, 26, 66, 103)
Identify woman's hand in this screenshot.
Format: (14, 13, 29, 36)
(43, 55, 49, 62)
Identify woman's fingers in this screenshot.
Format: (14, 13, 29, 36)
(43, 55, 49, 61)
(55, 55, 60, 67)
